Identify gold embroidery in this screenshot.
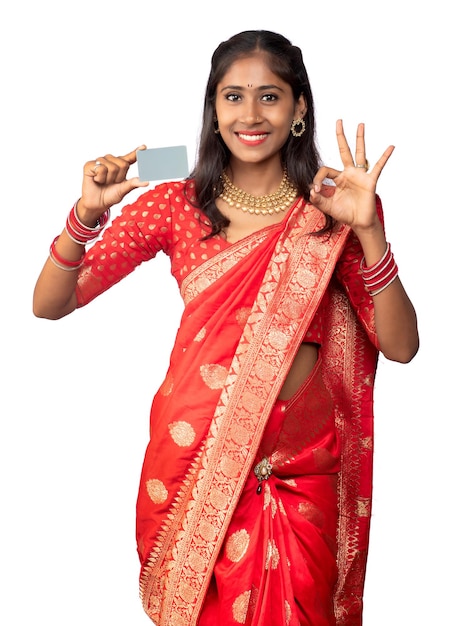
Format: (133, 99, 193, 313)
(198, 520, 217, 542)
(265, 539, 280, 570)
(357, 497, 371, 517)
(285, 600, 292, 624)
(298, 501, 325, 528)
(146, 479, 168, 504)
(263, 484, 271, 510)
(262, 487, 277, 517)
(209, 487, 228, 511)
(181, 233, 270, 305)
(232, 590, 251, 624)
(200, 363, 228, 389)
(253, 360, 276, 382)
(241, 391, 263, 413)
(278, 498, 287, 516)
(178, 581, 195, 603)
(186, 550, 206, 574)
(168, 421, 196, 447)
(229, 423, 251, 446)
(235, 306, 252, 328)
(194, 327, 206, 342)
(219, 454, 241, 479)
(267, 328, 289, 350)
(283, 297, 303, 320)
(225, 529, 250, 563)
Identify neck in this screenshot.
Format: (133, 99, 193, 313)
(226, 159, 285, 196)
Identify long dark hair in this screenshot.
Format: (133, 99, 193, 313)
(187, 30, 329, 237)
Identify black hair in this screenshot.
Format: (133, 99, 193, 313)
(187, 30, 330, 237)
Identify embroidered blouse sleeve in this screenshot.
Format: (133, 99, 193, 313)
(334, 195, 386, 348)
(75, 184, 174, 307)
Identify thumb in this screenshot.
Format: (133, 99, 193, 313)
(122, 145, 147, 165)
(110, 177, 149, 206)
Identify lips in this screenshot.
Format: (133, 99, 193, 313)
(236, 132, 269, 145)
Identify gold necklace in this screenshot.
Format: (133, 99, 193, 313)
(219, 170, 298, 216)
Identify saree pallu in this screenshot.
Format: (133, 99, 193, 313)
(136, 197, 378, 626)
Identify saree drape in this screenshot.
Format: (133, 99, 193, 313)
(75, 182, 379, 624)
(129, 192, 378, 626)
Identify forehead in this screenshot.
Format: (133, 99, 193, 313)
(218, 52, 287, 88)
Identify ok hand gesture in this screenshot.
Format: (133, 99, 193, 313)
(309, 120, 394, 232)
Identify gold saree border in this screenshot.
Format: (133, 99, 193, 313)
(323, 286, 377, 625)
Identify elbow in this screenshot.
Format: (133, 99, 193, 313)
(381, 337, 420, 364)
(33, 306, 64, 321)
(32, 300, 73, 321)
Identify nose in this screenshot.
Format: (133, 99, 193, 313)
(239, 99, 263, 125)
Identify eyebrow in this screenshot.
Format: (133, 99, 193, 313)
(219, 84, 284, 93)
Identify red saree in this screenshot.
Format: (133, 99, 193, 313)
(75, 182, 379, 626)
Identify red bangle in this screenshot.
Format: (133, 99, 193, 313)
(360, 242, 399, 296)
(65, 200, 110, 244)
(49, 236, 85, 270)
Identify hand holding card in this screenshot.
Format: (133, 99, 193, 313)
(136, 146, 189, 182)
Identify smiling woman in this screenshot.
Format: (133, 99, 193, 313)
(32, 29, 418, 626)
(214, 54, 305, 174)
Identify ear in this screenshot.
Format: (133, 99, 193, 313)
(295, 93, 307, 119)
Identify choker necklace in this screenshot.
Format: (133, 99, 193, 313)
(219, 170, 298, 216)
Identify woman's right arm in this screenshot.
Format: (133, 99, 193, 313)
(33, 147, 148, 320)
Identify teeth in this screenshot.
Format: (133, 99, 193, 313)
(238, 133, 267, 141)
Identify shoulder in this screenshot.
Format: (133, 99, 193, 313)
(120, 179, 200, 223)
(130, 179, 196, 209)
(120, 178, 209, 243)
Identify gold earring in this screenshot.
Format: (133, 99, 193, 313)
(291, 118, 306, 137)
(213, 117, 220, 135)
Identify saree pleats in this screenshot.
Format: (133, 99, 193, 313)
(199, 357, 340, 625)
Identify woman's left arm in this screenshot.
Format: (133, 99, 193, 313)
(351, 222, 419, 363)
(309, 120, 419, 363)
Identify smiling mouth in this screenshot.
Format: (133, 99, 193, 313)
(237, 132, 268, 141)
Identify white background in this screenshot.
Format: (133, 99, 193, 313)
(1, 1, 459, 624)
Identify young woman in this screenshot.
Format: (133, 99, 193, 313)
(33, 30, 419, 626)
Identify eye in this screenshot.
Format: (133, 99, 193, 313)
(225, 93, 241, 102)
(261, 93, 278, 102)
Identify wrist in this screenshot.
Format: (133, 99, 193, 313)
(65, 200, 111, 245)
(75, 199, 99, 228)
(360, 242, 399, 297)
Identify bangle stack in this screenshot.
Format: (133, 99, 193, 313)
(49, 236, 85, 271)
(360, 242, 399, 296)
(65, 200, 110, 245)
(49, 200, 110, 271)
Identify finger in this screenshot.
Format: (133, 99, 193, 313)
(109, 146, 147, 183)
(336, 119, 354, 168)
(369, 145, 395, 179)
(111, 177, 149, 204)
(311, 165, 342, 192)
(355, 122, 367, 167)
(84, 159, 109, 184)
(308, 187, 335, 215)
(94, 154, 133, 184)
(122, 145, 147, 165)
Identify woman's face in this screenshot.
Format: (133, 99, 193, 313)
(215, 52, 305, 169)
